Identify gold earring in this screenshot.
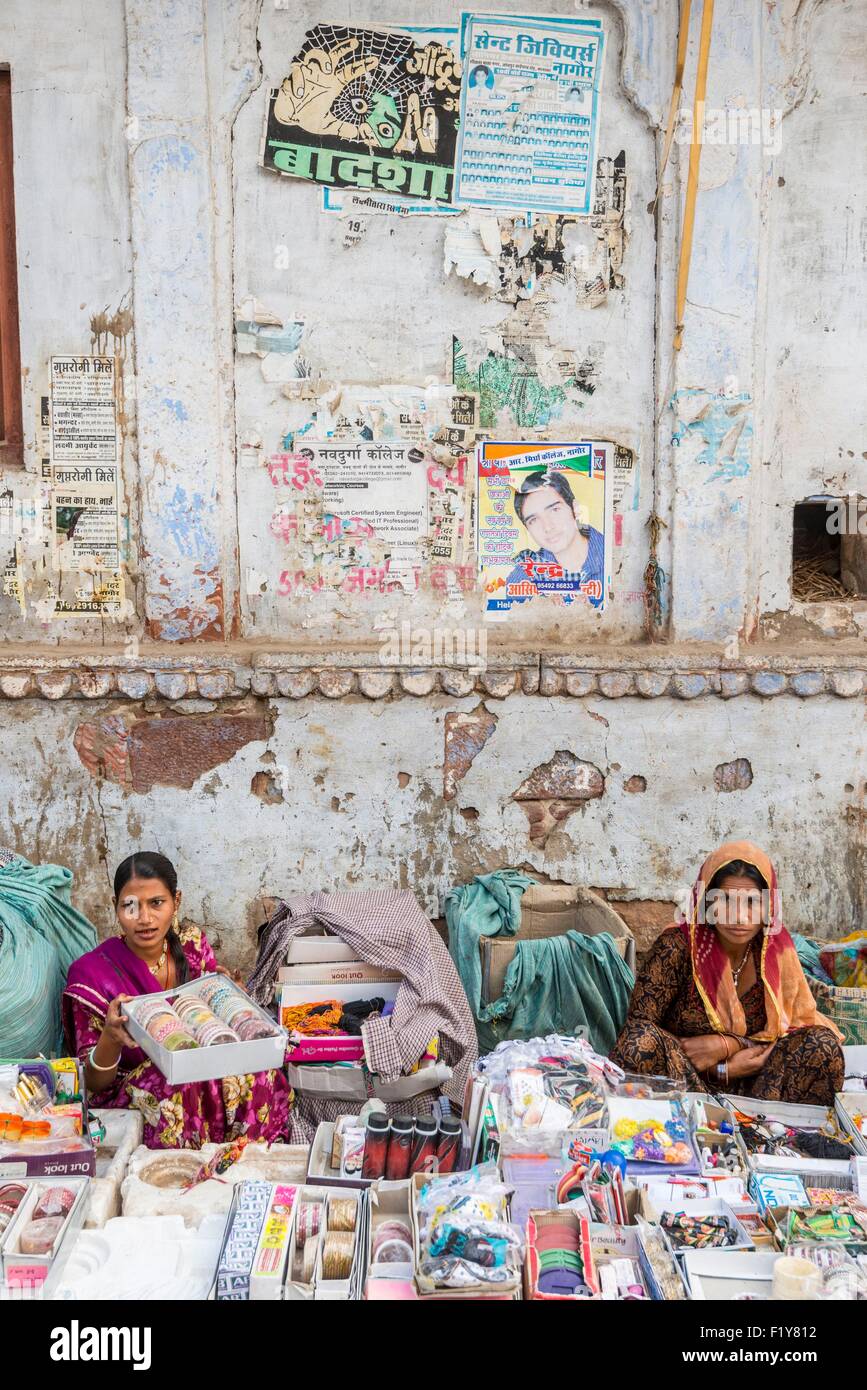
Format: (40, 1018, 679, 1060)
(172, 911, 179, 932)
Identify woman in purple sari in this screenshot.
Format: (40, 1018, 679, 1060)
(63, 852, 290, 1149)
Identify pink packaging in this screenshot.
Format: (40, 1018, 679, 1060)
(287, 1035, 365, 1065)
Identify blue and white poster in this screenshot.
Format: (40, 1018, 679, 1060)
(454, 12, 606, 216)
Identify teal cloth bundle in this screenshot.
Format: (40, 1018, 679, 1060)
(0, 852, 98, 1057)
(445, 871, 634, 1055)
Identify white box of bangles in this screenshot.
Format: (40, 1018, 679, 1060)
(1, 1176, 90, 1298)
(123, 973, 287, 1084)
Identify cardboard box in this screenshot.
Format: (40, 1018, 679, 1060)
(307, 1121, 377, 1189)
(366, 1180, 414, 1284)
(1, 1176, 90, 1297)
(411, 1171, 521, 1299)
(836, 1093, 867, 1155)
(286, 1035, 365, 1064)
(278, 978, 401, 1010)
(283, 1184, 329, 1302)
(588, 1223, 651, 1300)
(277, 961, 402, 987)
(314, 1189, 364, 1301)
(249, 1183, 298, 1300)
(287, 1058, 452, 1103)
(682, 1248, 780, 1300)
(285, 934, 359, 965)
(525, 1208, 597, 1300)
(481, 883, 635, 1003)
(124, 973, 287, 1084)
(0, 1057, 96, 1179)
(640, 1195, 754, 1252)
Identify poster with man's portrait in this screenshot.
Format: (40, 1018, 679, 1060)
(476, 440, 610, 617)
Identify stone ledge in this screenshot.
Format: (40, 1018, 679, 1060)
(0, 663, 862, 701)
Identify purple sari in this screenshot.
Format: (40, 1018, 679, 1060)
(63, 926, 290, 1149)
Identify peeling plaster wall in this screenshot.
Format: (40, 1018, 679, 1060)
(758, 0, 867, 631)
(233, 0, 659, 645)
(0, 691, 863, 969)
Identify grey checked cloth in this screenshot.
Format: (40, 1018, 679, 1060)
(247, 889, 478, 1127)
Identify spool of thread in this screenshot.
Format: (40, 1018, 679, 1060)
(772, 1257, 823, 1301)
(321, 1230, 354, 1281)
(409, 1116, 439, 1176)
(362, 1113, 390, 1180)
(385, 1115, 414, 1180)
(328, 1198, 357, 1233)
(436, 1117, 461, 1174)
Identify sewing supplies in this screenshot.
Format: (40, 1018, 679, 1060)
(249, 1185, 297, 1297)
(216, 1180, 272, 1300)
(661, 1211, 738, 1250)
(637, 1222, 687, 1300)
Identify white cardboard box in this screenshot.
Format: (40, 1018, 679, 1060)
(278, 978, 401, 1010)
(285, 935, 358, 965)
(366, 1180, 414, 1284)
(125, 973, 287, 1084)
(836, 1093, 867, 1155)
(277, 962, 402, 987)
(314, 1189, 363, 1301)
(1, 1176, 90, 1298)
(644, 1196, 754, 1252)
(683, 1249, 780, 1300)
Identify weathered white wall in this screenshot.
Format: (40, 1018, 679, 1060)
(0, 687, 862, 968)
(0, 0, 863, 963)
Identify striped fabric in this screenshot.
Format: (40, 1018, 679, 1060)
(248, 890, 478, 1140)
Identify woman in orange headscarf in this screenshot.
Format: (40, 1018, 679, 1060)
(610, 842, 843, 1104)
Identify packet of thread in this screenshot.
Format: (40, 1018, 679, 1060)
(250, 1184, 297, 1299)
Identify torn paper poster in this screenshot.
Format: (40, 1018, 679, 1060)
(453, 335, 574, 430)
(50, 357, 121, 573)
(311, 439, 429, 547)
(234, 296, 283, 326)
(429, 454, 470, 563)
(443, 213, 503, 288)
(50, 356, 117, 462)
(476, 440, 611, 618)
(52, 461, 120, 572)
(322, 187, 459, 216)
(454, 13, 605, 216)
(261, 24, 461, 203)
(235, 319, 304, 357)
(612, 443, 636, 509)
(299, 382, 478, 450)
